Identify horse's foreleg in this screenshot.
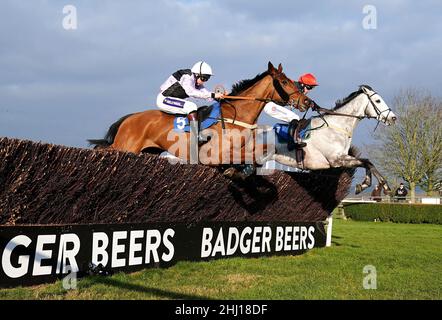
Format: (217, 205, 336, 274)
(272, 148, 331, 171)
(220, 136, 256, 180)
(272, 154, 303, 169)
(228, 142, 268, 179)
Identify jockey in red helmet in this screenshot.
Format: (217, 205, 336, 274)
(296, 73, 319, 93)
(264, 73, 319, 122)
(263, 73, 319, 150)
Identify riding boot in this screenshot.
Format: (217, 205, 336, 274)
(287, 119, 306, 151)
(187, 112, 200, 164)
(188, 112, 204, 143)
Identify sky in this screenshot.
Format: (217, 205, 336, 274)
(1, 0, 441, 185)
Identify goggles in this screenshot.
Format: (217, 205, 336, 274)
(199, 74, 211, 82)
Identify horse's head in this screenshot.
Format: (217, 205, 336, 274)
(267, 62, 316, 112)
(360, 85, 397, 125)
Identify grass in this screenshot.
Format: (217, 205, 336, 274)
(1, 219, 441, 300)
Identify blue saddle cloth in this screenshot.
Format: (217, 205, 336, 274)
(173, 102, 221, 132)
(273, 121, 311, 143)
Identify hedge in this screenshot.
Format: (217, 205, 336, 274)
(342, 203, 442, 224)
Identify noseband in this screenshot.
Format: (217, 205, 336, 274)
(270, 78, 309, 109)
(365, 91, 393, 124)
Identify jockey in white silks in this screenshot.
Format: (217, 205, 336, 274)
(157, 61, 224, 142)
(263, 73, 319, 149)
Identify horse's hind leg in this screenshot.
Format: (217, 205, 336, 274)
(330, 155, 372, 194)
(333, 155, 390, 195)
(359, 158, 391, 195)
(356, 166, 372, 194)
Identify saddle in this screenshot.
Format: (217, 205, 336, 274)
(274, 119, 311, 168)
(172, 102, 221, 133)
(290, 119, 310, 146)
(273, 119, 311, 145)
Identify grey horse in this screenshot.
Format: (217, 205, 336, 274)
(267, 85, 397, 194)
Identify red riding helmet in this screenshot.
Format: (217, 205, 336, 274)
(298, 73, 318, 86)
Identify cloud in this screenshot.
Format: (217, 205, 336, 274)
(0, 0, 441, 154)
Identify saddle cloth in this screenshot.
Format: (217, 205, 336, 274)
(273, 120, 311, 144)
(173, 102, 221, 132)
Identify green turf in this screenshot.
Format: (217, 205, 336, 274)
(1, 219, 441, 300)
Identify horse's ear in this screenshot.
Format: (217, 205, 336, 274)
(278, 63, 283, 73)
(360, 85, 371, 94)
(268, 61, 275, 73)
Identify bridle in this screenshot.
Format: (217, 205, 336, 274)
(364, 91, 394, 125)
(221, 74, 310, 127)
(271, 77, 306, 108)
(314, 90, 393, 123)
(305, 89, 395, 137)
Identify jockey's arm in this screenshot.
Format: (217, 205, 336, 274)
(264, 102, 300, 123)
(181, 75, 214, 100)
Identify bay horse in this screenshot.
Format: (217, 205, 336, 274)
(88, 62, 315, 171)
(268, 85, 397, 194)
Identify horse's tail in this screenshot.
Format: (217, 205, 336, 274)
(87, 113, 135, 148)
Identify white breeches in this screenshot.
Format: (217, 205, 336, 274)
(156, 93, 198, 115)
(263, 102, 300, 123)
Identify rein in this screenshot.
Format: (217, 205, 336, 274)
(218, 77, 301, 130)
(308, 90, 393, 137)
(222, 78, 300, 106)
(314, 106, 367, 120)
(313, 91, 392, 122)
(222, 95, 283, 104)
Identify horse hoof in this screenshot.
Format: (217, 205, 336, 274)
(223, 168, 236, 178)
(242, 164, 256, 177)
(355, 184, 362, 195)
(382, 184, 391, 195)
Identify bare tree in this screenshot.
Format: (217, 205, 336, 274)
(418, 100, 442, 196)
(368, 89, 442, 202)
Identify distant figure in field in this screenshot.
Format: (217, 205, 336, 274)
(371, 185, 382, 202)
(394, 183, 408, 202)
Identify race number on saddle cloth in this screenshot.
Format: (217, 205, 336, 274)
(173, 102, 222, 133)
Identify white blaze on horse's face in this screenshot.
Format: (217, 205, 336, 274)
(361, 86, 397, 125)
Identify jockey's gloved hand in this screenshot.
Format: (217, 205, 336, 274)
(212, 92, 224, 100)
(310, 100, 320, 112)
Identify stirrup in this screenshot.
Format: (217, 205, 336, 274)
(288, 140, 306, 151)
(288, 119, 299, 137)
(294, 141, 307, 148)
(188, 112, 202, 141)
(197, 132, 206, 143)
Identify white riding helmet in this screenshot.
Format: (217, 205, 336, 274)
(191, 61, 213, 77)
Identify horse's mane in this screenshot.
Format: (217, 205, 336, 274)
(230, 71, 269, 96)
(334, 84, 373, 110)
